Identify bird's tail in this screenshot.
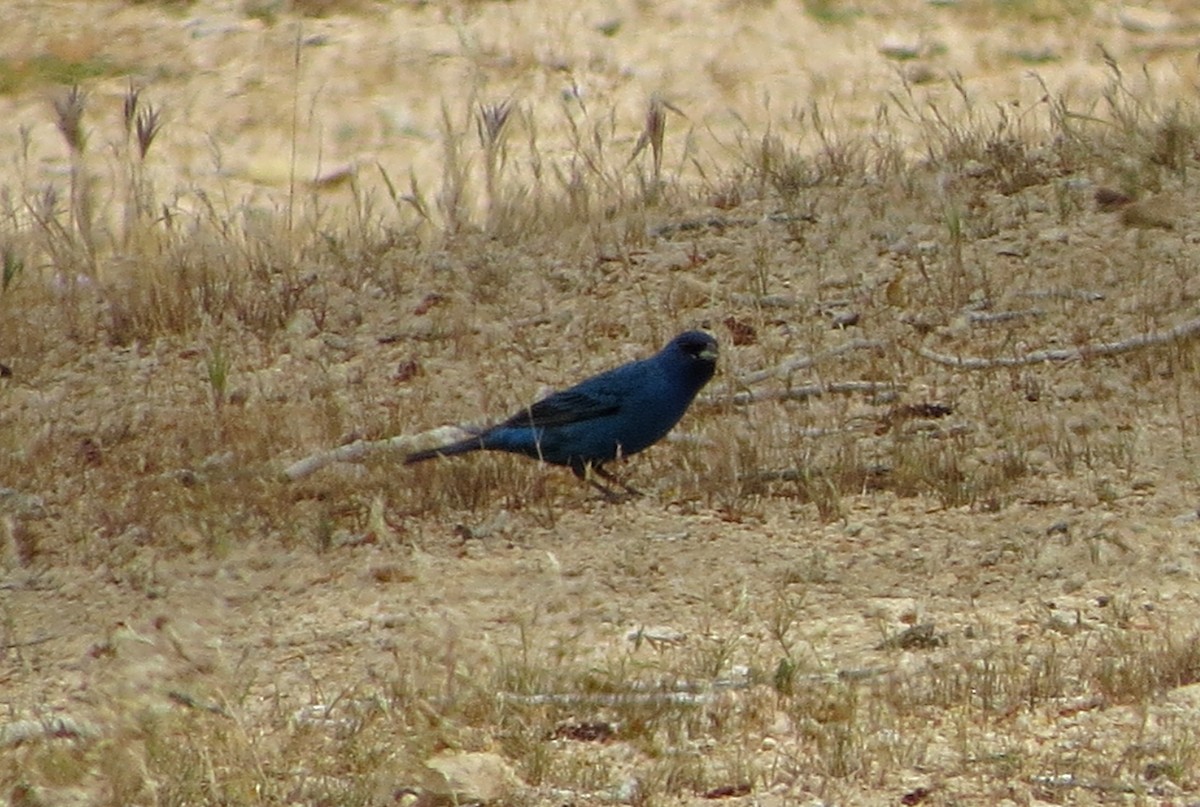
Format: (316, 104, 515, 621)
(404, 436, 486, 465)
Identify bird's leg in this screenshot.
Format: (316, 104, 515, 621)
(587, 477, 624, 502)
(573, 463, 632, 502)
(592, 464, 642, 498)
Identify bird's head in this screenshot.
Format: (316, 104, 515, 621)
(666, 330, 719, 385)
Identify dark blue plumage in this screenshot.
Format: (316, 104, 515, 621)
(404, 330, 718, 495)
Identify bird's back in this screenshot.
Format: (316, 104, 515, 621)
(480, 351, 701, 466)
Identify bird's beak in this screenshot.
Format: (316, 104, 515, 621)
(700, 345, 718, 362)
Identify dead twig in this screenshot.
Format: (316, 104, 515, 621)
(734, 339, 887, 386)
(916, 313, 1200, 370)
(282, 426, 471, 481)
(714, 380, 900, 407)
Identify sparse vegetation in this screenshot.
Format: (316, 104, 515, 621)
(5, 0, 1200, 804)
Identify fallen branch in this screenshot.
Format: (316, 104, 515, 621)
(713, 380, 900, 407)
(734, 339, 887, 386)
(282, 426, 472, 481)
(916, 313, 1200, 370)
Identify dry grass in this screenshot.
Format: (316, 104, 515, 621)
(6, 1, 1200, 804)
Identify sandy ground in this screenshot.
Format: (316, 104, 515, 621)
(4, 0, 1199, 222)
(6, 1, 1200, 804)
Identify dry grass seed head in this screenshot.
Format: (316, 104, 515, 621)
(52, 84, 88, 154)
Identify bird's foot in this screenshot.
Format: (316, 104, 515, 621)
(587, 479, 641, 503)
(588, 465, 642, 502)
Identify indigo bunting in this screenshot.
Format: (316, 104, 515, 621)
(405, 330, 718, 496)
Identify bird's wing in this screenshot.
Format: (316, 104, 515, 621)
(497, 386, 623, 429)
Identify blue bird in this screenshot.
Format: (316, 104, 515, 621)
(404, 330, 719, 496)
